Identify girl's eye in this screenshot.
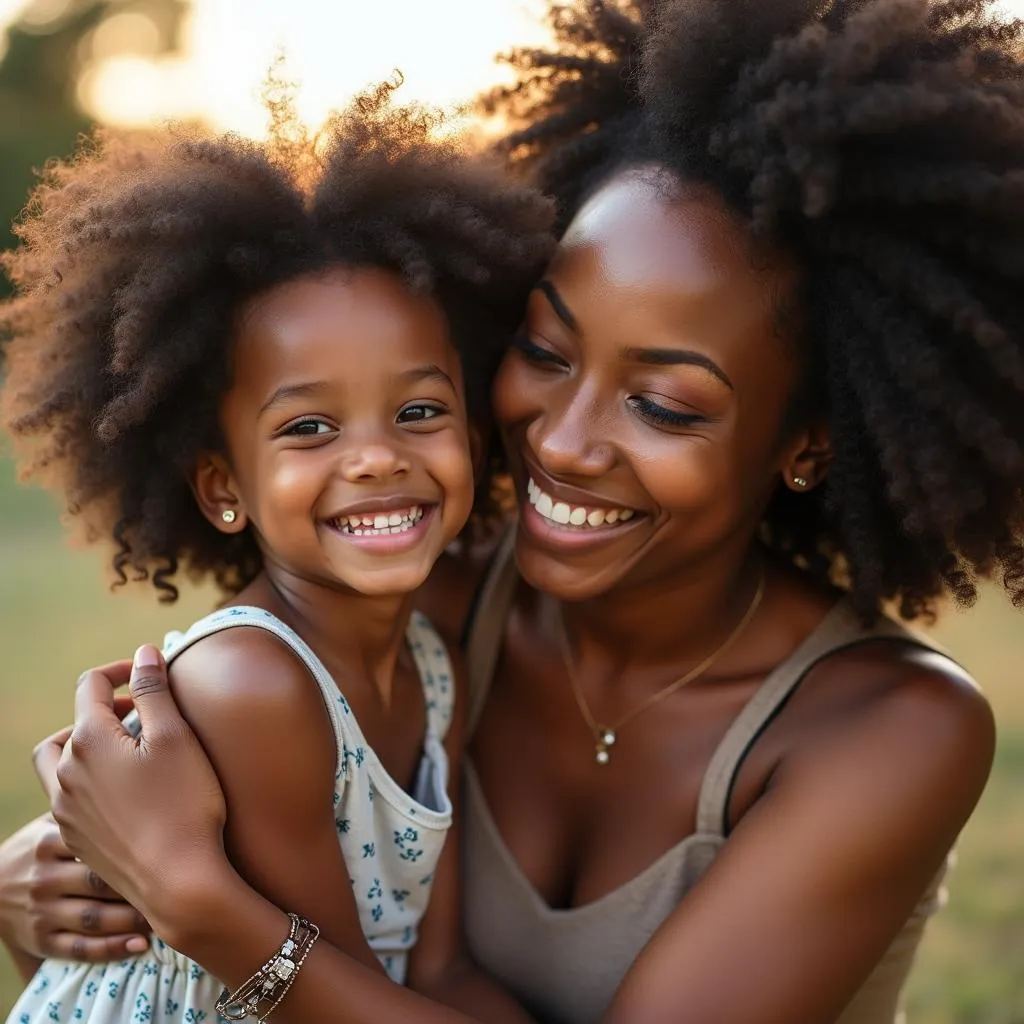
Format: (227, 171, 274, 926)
(512, 332, 569, 369)
(628, 395, 707, 431)
(282, 419, 333, 437)
(397, 404, 445, 424)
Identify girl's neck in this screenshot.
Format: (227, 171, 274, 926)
(241, 567, 415, 708)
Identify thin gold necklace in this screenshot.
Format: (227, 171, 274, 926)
(556, 567, 766, 765)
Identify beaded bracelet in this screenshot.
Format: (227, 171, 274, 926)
(215, 913, 320, 1021)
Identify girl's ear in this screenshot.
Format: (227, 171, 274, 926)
(192, 453, 249, 533)
(782, 419, 833, 493)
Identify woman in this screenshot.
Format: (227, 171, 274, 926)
(3, 1, 1022, 1021)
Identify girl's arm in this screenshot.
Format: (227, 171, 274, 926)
(160, 627, 387, 977)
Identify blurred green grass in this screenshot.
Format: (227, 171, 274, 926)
(0, 457, 1022, 1020)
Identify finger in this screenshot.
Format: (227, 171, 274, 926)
(41, 857, 129, 900)
(128, 645, 186, 740)
(43, 897, 151, 938)
(112, 695, 136, 721)
(73, 666, 119, 727)
(84, 660, 134, 689)
(44, 931, 150, 962)
(33, 726, 74, 804)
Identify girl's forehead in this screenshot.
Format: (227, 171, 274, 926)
(230, 268, 461, 400)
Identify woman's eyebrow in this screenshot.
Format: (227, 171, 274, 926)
(534, 280, 579, 333)
(621, 346, 734, 390)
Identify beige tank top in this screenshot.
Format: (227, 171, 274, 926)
(461, 533, 951, 1024)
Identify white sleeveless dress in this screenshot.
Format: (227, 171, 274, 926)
(8, 605, 456, 1024)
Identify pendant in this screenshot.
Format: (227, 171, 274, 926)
(594, 727, 616, 765)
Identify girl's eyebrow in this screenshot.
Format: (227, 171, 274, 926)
(260, 380, 330, 414)
(399, 364, 456, 390)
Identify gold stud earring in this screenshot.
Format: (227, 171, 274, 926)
(221, 509, 237, 524)
(793, 477, 809, 489)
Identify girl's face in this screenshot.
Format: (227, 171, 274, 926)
(205, 266, 475, 598)
(493, 168, 811, 601)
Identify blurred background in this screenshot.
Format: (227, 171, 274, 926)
(0, 0, 1021, 1019)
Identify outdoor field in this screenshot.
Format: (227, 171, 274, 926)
(0, 456, 1022, 1021)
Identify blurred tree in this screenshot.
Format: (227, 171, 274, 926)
(0, 0, 189, 287)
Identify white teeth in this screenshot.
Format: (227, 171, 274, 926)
(552, 502, 572, 524)
(526, 477, 636, 531)
(334, 506, 426, 536)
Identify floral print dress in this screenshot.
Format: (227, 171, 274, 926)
(8, 606, 456, 1024)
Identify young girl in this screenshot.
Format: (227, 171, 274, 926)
(1, 84, 551, 1023)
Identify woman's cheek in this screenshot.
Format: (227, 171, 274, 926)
(491, 356, 536, 430)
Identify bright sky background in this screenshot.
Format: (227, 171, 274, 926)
(1, 0, 552, 134)
(2, 0, 1024, 135)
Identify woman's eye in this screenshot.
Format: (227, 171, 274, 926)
(398, 404, 445, 424)
(512, 332, 569, 369)
(628, 396, 706, 430)
(283, 419, 332, 437)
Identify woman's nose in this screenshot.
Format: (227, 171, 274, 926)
(529, 387, 616, 479)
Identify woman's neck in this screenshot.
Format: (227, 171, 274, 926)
(242, 567, 415, 708)
(555, 543, 765, 688)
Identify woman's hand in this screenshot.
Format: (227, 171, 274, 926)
(0, 813, 149, 970)
(50, 646, 231, 937)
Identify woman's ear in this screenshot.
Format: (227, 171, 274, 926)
(192, 453, 249, 533)
(782, 419, 833, 493)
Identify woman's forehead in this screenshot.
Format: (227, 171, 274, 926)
(550, 170, 793, 335)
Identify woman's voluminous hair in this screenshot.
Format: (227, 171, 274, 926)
(485, 0, 1024, 620)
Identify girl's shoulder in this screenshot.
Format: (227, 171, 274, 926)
(164, 606, 340, 752)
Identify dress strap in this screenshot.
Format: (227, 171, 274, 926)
(464, 528, 519, 737)
(161, 605, 350, 746)
(405, 611, 457, 741)
(694, 600, 947, 837)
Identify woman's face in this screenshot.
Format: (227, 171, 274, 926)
(493, 168, 808, 601)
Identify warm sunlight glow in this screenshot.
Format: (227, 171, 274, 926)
(73, 0, 552, 134)
(7, 0, 1024, 135)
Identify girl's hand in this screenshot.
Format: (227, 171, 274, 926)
(51, 646, 230, 935)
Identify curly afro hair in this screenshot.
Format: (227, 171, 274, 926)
(0, 80, 555, 601)
(484, 0, 1024, 620)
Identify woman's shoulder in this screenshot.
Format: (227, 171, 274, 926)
(771, 576, 995, 800)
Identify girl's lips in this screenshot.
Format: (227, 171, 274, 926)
(324, 505, 437, 555)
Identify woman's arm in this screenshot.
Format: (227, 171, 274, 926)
(604, 649, 995, 1024)
(51, 648, 528, 1024)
